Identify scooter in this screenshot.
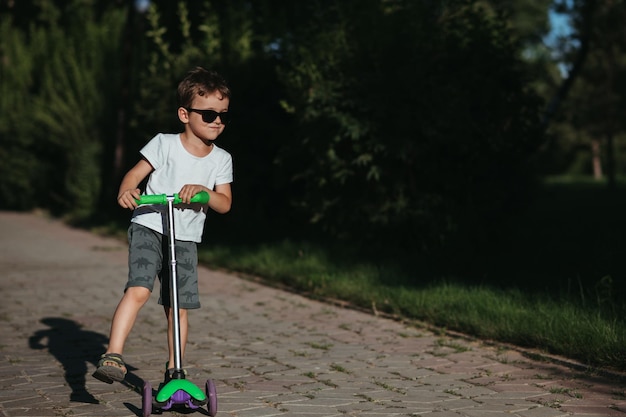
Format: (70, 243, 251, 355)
(136, 191, 217, 417)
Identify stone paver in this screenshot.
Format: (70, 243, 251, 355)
(0, 211, 625, 417)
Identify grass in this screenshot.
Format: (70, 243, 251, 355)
(199, 242, 626, 371)
(197, 176, 626, 372)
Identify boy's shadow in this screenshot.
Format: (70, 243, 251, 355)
(28, 317, 140, 404)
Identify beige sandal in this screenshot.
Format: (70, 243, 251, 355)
(92, 353, 127, 384)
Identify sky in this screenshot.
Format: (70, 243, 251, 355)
(546, 9, 573, 48)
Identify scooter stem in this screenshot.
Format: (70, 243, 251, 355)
(166, 196, 183, 373)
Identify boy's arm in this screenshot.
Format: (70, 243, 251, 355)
(117, 159, 154, 209)
(178, 182, 232, 214)
(208, 183, 232, 214)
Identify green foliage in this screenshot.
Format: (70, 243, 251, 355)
(480, 0, 553, 45)
(2, 0, 547, 243)
(0, 15, 39, 208)
(535, 0, 626, 181)
(37, 6, 125, 221)
(276, 0, 544, 249)
(130, 0, 258, 149)
(551, 1, 626, 176)
(0, 0, 125, 221)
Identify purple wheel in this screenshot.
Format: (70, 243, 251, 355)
(142, 381, 152, 417)
(205, 379, 217, 417)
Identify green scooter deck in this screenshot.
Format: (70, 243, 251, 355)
(156, 379, 207, 403)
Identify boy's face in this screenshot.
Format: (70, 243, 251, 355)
(179, 91, 230, 142)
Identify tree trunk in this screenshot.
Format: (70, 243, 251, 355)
(591, 138, 603, 180)
(606, 132, 615, 190)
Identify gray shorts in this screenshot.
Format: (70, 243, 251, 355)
(127, 223, 200, 309)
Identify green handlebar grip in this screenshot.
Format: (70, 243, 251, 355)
(136, 194, 168, 205)
(136, 191, 210, 205)
(189, 190, 210, 204)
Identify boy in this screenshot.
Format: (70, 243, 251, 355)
(93, 67, 233, 384)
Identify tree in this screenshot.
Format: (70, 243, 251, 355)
(275, 0, 544, 250)
(542, 0, 626, 184)
(0, 13, 39, 209)
(0, 0, 126, 220)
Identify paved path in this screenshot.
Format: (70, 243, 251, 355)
(0, 211, 625, 417)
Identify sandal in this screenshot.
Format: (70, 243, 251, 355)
(92, 353, 127, 384)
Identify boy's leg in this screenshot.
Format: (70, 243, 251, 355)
(165, 307, 188, 369)
(93, 287, 151, 383)
(94, 223, 161, 384)
(112, 222, 161, 354)
(107, 286, 152, 354)
(159, 239, 198, 374)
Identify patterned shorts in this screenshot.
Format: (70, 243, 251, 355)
(127, 223, 200, 309)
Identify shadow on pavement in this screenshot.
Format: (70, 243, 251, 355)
(123, 402, 143, 416)
(28, 317, 139, 404)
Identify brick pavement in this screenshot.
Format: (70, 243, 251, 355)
(0, 211, 625, 417)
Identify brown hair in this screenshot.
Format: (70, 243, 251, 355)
(177, 67, 231, 108)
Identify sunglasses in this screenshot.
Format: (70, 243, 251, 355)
(185, 108, 231, 125)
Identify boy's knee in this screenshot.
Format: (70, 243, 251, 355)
(125, 286, 151, 303)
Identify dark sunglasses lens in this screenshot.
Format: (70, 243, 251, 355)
(200, 110, 218, 123)
(201, 110, 230, 124)
(219, 112, 231, 124)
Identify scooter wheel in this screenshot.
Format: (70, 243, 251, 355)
(142, 381, 152, 417)
(205, 379, 218, 417)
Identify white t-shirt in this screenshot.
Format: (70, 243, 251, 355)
(131, 133, 233, 242)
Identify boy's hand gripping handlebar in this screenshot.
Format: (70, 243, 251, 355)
(135, 191, 210, 205)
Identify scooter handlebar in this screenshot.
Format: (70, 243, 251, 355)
(136, 191, 210, 205)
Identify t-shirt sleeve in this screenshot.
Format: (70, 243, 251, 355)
(216, 153, 233, 185)
(139, 133, 167, 170)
